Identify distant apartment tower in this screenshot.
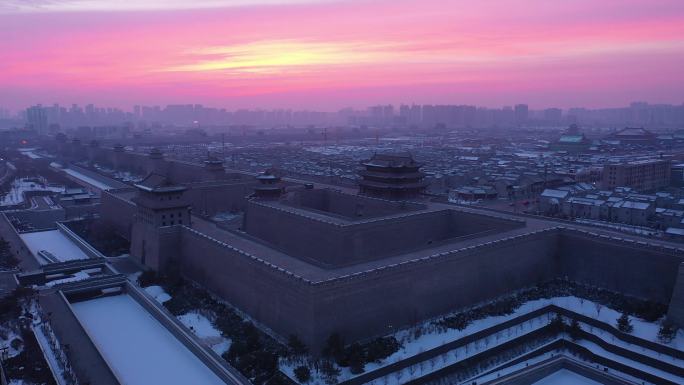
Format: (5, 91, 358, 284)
(399, 104, 421, 126)
(26, 105, 48, 134)
(515, 104, 529, 125)
(544, 108, 563, 124)
(602, 159, 672, 192)
(358, 152, 428, 199)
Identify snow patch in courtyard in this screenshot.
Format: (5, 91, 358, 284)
(144, 285, 171, 303)
(178, 312, 231, 355)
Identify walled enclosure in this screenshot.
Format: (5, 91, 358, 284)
(88, 147, 684, 351)
(244, 192, 523, 267)
(167, 225, 684, 351)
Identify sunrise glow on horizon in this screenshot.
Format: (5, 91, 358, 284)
(1, 0, 683, 110)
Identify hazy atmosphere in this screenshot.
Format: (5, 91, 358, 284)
(1, 0, 683, 110)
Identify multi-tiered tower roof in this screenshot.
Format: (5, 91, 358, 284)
(358, 152, 428, 199)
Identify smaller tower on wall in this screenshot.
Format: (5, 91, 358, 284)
(203, 153, 226, 180)
(130, 173, 191, 271)
(113, 143, 125, 170)
(70, 138, 86, 162)
(147, 147, 165, 175)
(253, 169, 285, 199)
(87, 140, 99, 165)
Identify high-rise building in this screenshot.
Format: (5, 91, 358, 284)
(514, 104, 529, 125)
(544, 108, 563, 124)
(26, 105, 48, 134)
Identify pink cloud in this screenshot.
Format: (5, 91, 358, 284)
(0, 0, 682, 110)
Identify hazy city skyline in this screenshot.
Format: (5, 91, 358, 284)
(1, 0, 683, 110)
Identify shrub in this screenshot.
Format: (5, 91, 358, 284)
(293, 365, 311, 383)
(322, 333, 345, 363)
(569, 318, 582, 341)
(137, 270, 158, 287)
(364, 336, 400, 363)
(658, 319, 677, 343)
(345, 343, 365, 374)
(548, 313, 565, 333)
(616, 313, 633, 334)
(288, 334, 308, 356)
(320, 360, 340, 385)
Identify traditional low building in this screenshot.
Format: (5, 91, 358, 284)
(550, 124, 591, 153)
(604, 127, 656, 144)
(449, 185, 498, 201)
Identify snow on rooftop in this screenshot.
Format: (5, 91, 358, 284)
(666, 227, 684, 236)
(532, 369, 602, 385)
(63, 168, 113, 190)
(71, 295, 226, 385)
(20, 230, 89, 264)
(614, 200, 651, 210)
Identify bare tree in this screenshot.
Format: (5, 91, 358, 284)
(395, 369, 404, 383)
(594, 302, 603, 318)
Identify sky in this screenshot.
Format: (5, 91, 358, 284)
(1, 0, 683, 111)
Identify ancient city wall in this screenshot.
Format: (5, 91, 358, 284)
(176, 227, 316, 343)
(307, 229, 560, 347)
(557, 229, 684, 303)
(183, 181, 255, 216)
(130, 224, 182, 271)
(668, 263, 684, 326)
(0, 212, 41, 270)
(245, 202, 522, 267)
(100, 189, 137, 239)
(168, 224, 684, 350)
(289, 189, 424, 219)
(171, 224, 558, 349)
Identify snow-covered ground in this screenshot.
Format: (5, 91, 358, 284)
(575, 338, 683, 383)
(62, 168, 113, 190)
(282, 296, 684, 385)
(358, 315, 555, 385)
(142, 285, 230, 355)
(211, 212, 241, 222)
(178, 312, 232, 355)
(0, 324, 23, 358)
(471, 348, 649, 385)
(71, 294, 227, 385)
(0, 177, 63, 206)
(20, 230, 89, 264)
(145, 285, 171, 303)
(33, 323, 71, 385)
(532, 369, 603, 385)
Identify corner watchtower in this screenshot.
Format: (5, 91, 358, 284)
(131, 173, 190, 228)
(130, 173, 190, 270)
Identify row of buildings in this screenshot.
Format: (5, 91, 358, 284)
(539, 184, 684, 231)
